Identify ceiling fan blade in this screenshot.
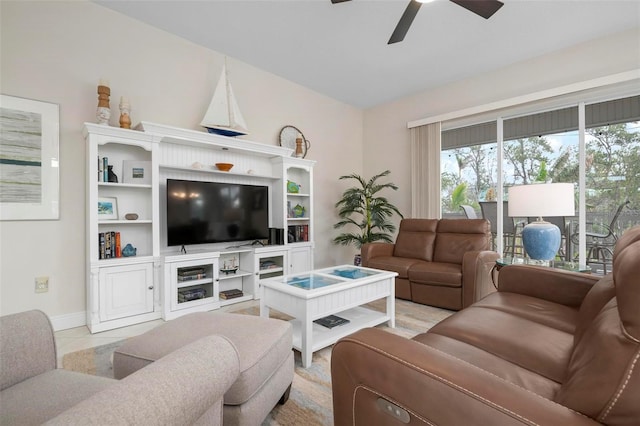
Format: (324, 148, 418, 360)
(450, 0, 504, 19)
(331, 0, 351, 3)
(388, 0, 422, 44)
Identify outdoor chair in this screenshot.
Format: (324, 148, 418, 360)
(571, 200, 630, 274)
(460, 205, 478, 219)
(480, 201, 523, 257)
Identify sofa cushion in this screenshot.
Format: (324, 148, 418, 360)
(408, 262, 462, 288)
(412, 333, 560, 399)
(393, 219, 438, 261)
(366, 256, 423, 279)
(433, 219, 490, 264)
(472, 292, 579, 334)
(428, 303, 574, 383)
(113, 312, 292, 406)
(0, 369, 113, 425)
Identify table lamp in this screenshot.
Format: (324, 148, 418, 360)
(508, 183, 575, 261)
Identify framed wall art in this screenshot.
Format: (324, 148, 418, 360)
(122, 160, 151, 185)
(98, 197, 118, 220)
(0, 94, 60, 220)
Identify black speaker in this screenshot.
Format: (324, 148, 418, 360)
(269, 228, 285, 245)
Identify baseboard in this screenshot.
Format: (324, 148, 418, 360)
(50, 311, 86, 331)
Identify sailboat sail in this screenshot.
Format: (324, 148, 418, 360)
(200, 62, 249, 137)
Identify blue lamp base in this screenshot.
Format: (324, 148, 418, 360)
(521, 221, 561, 261)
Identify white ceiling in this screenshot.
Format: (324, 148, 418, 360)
(95, 0, 640, 109)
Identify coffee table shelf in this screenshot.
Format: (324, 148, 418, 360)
(260, 265, 397, 367)
(289, 306, 390, 354)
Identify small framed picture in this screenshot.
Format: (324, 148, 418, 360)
(98, 197, 118, 220)
(123, 160, 151, 185)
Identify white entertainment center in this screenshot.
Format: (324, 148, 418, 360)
(84, 122, 315, 332)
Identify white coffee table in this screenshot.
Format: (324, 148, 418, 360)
(260, 265, 397, 368)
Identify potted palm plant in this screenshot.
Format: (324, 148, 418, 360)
(333, 170, 404, 264)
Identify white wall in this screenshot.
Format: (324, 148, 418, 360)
(0, 1, 362, 323)
(363, 28, 640, 224)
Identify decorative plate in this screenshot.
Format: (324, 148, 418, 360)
(279, 125, 310, 158)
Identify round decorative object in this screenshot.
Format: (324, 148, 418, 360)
(521, 221, 561, 261)
(292, 204, 306, 218)
(215, 163, 234, 172)
(287, 180, 300, 193)
(124, 213, 139, 220)
(122, 243, 137, 257)
(279, 125, 310, 158)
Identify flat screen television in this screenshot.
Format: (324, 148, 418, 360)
(166, 179, 269, 246)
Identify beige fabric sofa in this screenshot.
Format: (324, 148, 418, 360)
(0, 310, 239, 425)
(112, 312, 294, 426)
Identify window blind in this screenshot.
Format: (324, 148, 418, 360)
(442, 95, 639, 149)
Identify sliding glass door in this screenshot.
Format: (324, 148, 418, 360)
(580, 121, 640, 272)
(440, 95, 639, 272)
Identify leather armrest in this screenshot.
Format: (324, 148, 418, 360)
(498, 264, 600, 307)
(331, 328, 600, 426)
(462, 250, 501, 308)
(361, 243, 394, 266)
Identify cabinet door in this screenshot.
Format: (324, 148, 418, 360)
(169, 259, 217, 312)
(289, 246, 312, 274)
(99, 263, 154, 322)
(256, 250, 288, 281)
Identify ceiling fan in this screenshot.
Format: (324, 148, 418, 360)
(331, 0, 504, 44)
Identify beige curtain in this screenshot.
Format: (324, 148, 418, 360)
(410, 122, 441, 218)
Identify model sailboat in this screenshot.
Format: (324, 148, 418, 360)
(200, 61, 249, 137)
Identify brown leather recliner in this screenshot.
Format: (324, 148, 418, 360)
(362, 218, 499, 310)
(332, 225, 640, 425)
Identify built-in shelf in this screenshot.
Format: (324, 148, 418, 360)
(286, 193, 310, 197)
(159, 164, 277, 180)
(137, 121, 294, 159)
(260, 267, 284, 275)
(218, 270, 253, 280)
(176, 278, 213, 289)
(85, 122, 315, 330)
(94, 255, 156, 266)
(98, 220, 152, 225)
(98, 182, 152, 189)
(219, 294, 254, 306)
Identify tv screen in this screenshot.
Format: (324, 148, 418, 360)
(166, 179, 269, 246)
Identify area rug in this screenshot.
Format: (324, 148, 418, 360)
(62, 299, 452, 425)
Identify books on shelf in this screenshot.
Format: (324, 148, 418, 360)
(178, 287, 206, 303)
(219, 289, 244, 300)
(259, 260, 279, 269)
(177, 267, 207, 281)
(177, 273, 207, 281)
(287, 224, 309, 243)
(98, 156, 109, 182)
(98, 231, 121, 259)
(314, 315, 350, 329)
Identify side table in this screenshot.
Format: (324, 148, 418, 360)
(492, 257, 591, 287)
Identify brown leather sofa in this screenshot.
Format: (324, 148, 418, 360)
(362, 218, 498, 310)
(331, 225, 640, 425)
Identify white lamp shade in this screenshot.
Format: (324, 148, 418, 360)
(508, 183, 575, 218)
(508, 183, 575, 260)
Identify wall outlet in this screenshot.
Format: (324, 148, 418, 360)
(35, 276, 49, 293)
